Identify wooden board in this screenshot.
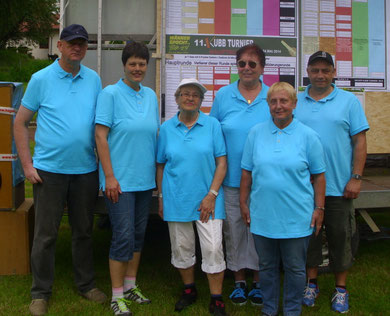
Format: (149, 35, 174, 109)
(365, 92, 390, 154)
(0, 199, 34, 275)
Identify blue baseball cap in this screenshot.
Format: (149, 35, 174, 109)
(60, 24, 89, 41)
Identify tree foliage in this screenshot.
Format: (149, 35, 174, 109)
(0, 0, 58, 49)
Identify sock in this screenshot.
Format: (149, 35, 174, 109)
(184, 283, 196, 290)
(235, 280, 246, 287)
(252, 281, 260, 289)
(112, 286, 124, 301)
(336, 285, 347, 290)
(124, 276, 136, 292)
(309, 278, 318, 285)
(211, 294, 223, 302)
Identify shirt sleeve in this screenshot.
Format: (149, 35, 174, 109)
(212, 120, 226, 157)
(349, 96, 370, 136)
(21, 75, 41, 112)
(95, 87, 114, 127)
(307, 131, 326, 175)
(157, 125, 167, 163)
(241, 128, 255, 171)
(209, 92, 220, 120)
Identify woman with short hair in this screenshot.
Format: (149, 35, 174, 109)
(95, 41, 159, 316)
(240, 82, 326, 316)
(157, 78, 228, 316)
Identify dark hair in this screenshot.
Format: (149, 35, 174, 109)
(236, 44, 265, 67)
(121, 41, 150, 65)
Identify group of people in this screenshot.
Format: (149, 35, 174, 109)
(14, 23, 369, 316)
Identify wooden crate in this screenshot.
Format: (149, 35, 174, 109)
(0, 199, 34, 275)
(0, 83, 25, 210)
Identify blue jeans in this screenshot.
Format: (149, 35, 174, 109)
(253, 234, 310, 316)
(105, 190, 152, 261)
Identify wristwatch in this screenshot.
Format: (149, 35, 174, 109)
(351, 174, 362, 180)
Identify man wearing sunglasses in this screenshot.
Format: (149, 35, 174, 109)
(210, 43, 270, 307)
(14, 24, 107, 315)
(295, 51, 369, 313)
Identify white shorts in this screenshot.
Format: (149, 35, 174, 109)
(223, 186, 259, 271)
(168, 219, 226, 274)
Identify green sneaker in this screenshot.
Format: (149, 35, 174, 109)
(111, 298, 132, 316)
(124, 285, 151, 304)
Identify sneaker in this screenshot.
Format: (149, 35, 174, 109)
(302, 283, 319, 307)
(331, 287, 349, 313)
(124, 285, 151, 304)
(174, 287, 197, 311)
(248, 283, 263, 306)
(111, 298, 132, 316)
(209, 298, 227, 316)
(80, 288, 107, 303)
(29, 299, 48, 316)
(229, 282, 247, 305)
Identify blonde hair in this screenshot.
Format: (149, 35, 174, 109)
(267, 82, 297, 104)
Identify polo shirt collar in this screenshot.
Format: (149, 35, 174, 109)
(304, 83, 338, 102)
(232, 79, 268, 104)
(53, 58, 85, 79)
(118, 78, 144, 96)
(174, 110, 205, 127)
(269, 117, 298, 135)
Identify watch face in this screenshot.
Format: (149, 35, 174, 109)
(352, 174, 362, 180)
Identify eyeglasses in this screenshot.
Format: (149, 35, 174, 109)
(237, 60, 259, 69)
(180, 93, 201, 99)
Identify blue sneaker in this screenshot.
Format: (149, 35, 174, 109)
(302, 283, 319, 307)
(229, 282, 247, 305)
(248, 283, 263, 306)
(331, 287, 349, 313)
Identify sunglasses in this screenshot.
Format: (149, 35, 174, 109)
(237, 60, 259, 69)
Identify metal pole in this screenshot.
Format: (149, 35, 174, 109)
(97, 0, 102, 76)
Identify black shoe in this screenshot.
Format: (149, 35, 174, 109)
(174, 287, 197, 312)
(209, 298, 227, 316)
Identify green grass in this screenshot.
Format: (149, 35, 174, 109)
(0, 211, 389, 315)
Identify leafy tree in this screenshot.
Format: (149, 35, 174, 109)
(0, 0, 58, 49)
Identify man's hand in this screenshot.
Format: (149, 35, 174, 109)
(311, 208, 324, 236)
(343, 178, 362, 199)
(24, 165, 42, 184)
(240, 203, 251, 227)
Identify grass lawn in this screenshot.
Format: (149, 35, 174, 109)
(0, 206, 389, 315)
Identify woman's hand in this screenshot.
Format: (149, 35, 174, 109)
(198, 193, 216, 223)
(240, 203, 251, 227)
(104, 175, 122, 203)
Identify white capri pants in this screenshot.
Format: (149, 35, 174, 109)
(168, 219, 226, 274)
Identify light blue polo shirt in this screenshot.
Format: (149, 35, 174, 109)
(22, 59, 102, 174)
(210, 80, 270, 187)
(241, 119, 326, 239)
(95, 79, 159, 192)
(295, 84, 369, 196)
(157, 111, 226, 222)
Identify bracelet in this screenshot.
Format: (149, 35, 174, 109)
(315, 206, 325, 211)
(209, 189, 218, 197)
(158, 193, 163, 198)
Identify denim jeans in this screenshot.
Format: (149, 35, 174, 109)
(253, 234, 311, 316)
(105, 190, 152, 262)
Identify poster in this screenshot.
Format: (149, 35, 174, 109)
(164, 35, 297, 119)
(301, 0, 386, 88)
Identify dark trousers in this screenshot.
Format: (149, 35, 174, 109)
(31, 169, 99, 300)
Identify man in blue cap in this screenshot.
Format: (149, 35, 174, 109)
(295, 51, 369, 313)
(14, 24, 107, 315)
